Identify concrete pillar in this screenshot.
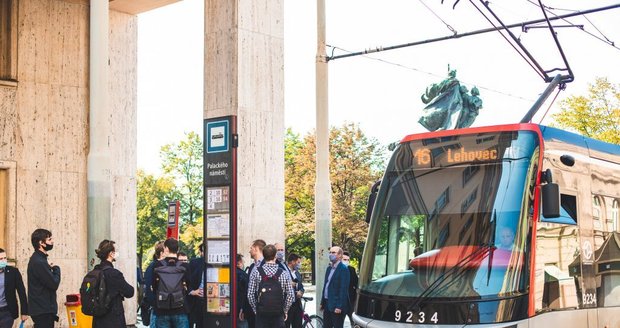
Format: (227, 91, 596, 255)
(204, 1, 285, 258)
(87, 0, 112, 268)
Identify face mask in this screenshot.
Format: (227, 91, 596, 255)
(276, 251, 285, 261)
(294, 263, 301, 271)
(0, 260, 7, 269)
(43, 243, 54, 251)
(342, 260, 349, 266)
(329, 254, 338, 263)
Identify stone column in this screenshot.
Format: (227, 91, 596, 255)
(204, 0, 285, 258)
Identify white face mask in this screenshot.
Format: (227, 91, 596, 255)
(342, 260, 350, 266)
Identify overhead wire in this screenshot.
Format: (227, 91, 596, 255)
(418, 0, 458, 35)
(468, 0, 546, 80)
(326, 44, 536, 102)
(524, 0, 620, 51)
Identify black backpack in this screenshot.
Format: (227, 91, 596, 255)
(80, 267, 113, 316)
(154, 260, 186, 310)
(256, 267, 285, 315)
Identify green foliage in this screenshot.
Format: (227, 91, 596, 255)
(136, 170, 177, 264)
(285, 122, 386, 265)
(160, 132, 204, 257)
(160, 132, 204, 226)
(551, 77, 620, 145)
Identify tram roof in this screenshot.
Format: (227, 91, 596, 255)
(400, 124, 619, 160)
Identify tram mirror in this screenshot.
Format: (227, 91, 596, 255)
(365, 180, 381, 223)
(542, 182, 560, 218)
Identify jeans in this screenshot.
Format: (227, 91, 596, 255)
(237, 319, 249, 328)
(256, 314, 285, 328)
(149, 311, 157, 328)
(156, 314, 189, 328)
(0, 309, 13, 328)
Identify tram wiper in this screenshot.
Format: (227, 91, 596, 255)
(409, 243, 496, 312)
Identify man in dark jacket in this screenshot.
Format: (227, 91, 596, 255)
(143, 240, 165, 327)
(151, 238, 193, 327)
(92, 240, 135, 328)
(320, 246, 350, 328)
(236, 254, 249, 328)
(27, 229, 61, 328)
(342, 251, 358, 327)
(0, 248, 28, 327)
(285, 253, 304, 328)
(188, 243, 205, 328)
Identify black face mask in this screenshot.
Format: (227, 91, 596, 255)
(43, 243, 53, 251)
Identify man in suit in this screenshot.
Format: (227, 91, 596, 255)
(320, 246, 350, 328)
(188, 243, 205, 328)
(0, 248, 28, 328)
(342, 251, 358, 327)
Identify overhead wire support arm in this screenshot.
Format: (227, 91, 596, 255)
(535, 0, 575, 83)
(522, 24, 584, 32)
(326, 3, 620, 62)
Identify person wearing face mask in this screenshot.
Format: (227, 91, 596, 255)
(27, 228, 60, 328)
(342, 251, 358, 327)
(274, 243, 295, 282)
(285, 253, 304, 328)
(320, 246, 350, 328)
(0, 248, 28, 328)
(92, 240, 135, 328)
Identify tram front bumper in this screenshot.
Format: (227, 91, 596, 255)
(352, 313, 525, 328)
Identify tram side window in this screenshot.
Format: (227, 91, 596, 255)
(542, 194, 577, 225)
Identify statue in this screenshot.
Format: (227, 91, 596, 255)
(418, 68, 483, 131)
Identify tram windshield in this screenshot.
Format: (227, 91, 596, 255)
(360, 130, 539, 300)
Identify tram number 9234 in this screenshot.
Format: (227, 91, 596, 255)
(394, 310, 439, 324)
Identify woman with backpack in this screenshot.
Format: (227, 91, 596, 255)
(91, 240, 135, 328)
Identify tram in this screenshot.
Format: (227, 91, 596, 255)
(353, 123, 620, 327)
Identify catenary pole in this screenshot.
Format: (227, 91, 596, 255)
(315, 0, 332, 315)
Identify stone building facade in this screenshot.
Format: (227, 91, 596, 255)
(0, 0, 179, 326)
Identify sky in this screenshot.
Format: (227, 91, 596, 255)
(137, 0, 620, 175)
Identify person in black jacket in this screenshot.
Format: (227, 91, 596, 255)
(92, 240, 135, 328)
(0, 248, 28, 328)
(151, 238, 193, 327)
(188, 243, 204, 328)
(27, 228, 60, 328)
(143, 240, 165, 327)
(236, 254, 249, 328)
(342, 251, 358, 327)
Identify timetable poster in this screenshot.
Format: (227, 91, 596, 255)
(207, 214, 230, 238)
(207, 240, 230, 264)
(206, 187, 230, 212)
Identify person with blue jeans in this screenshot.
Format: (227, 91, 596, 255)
(143, 241, 165, 327)
(320, 246, 350, 328)
(151, 238, 192, 328)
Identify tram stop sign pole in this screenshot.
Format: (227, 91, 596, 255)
(203, 116, 238, 328)
(166, 200, 180, 239)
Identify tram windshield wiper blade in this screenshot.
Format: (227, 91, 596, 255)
(409, 243, 495, 311)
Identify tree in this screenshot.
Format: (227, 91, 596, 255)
(285, 123, 385, 262)
(552, 77, 620, 144)
(136, 170, 178, 267)
(160, 131, 204, 228)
